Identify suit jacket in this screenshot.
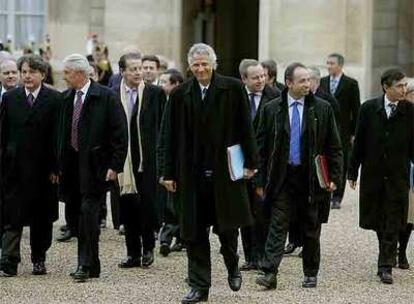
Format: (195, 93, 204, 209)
(0, 85, 61, 228)
(320, 74, 360, 143)
(159, 72, 259, 241)
(58, 81, 128, 196)
(113, 83, 166, 226)
(348, 96, 414, 232)
(243, 85, 280, 131)
(315, 87, 341, 128)
(255, 90, 343, 223)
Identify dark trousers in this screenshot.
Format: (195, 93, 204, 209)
(159, 192, 181, 246)
(333, 141, 349, 203)
(99, 195, 107, 222)
(288, 220, 303, 247)
(376, 231, 398, 273)
(240, 182, 269, 265)
(0, 220, 53, 273)
(187, 174, 239, 291)
(110, 182, 122, 229)
(398, 223, 413, 254)
(261, 166, 321, 277)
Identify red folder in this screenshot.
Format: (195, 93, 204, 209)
(315, 155, 330, 189)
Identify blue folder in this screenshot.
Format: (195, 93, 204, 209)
(227, 144, 244, 181)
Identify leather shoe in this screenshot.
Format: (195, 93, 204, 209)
(159, 243, 171, 257)
(331, 201, 341, 209)
(142, 250, 154, 267)
(171, 242, 185, 252)
(181, 288, 208, 303)
(32, 262, 47, 275)
(72, 266, 90, 282)
(118, 256, 141, 268)
(228, 268, 242, 291)
(100, 219, 107, 229)
(0, 269, 16, 277)
(302, 276, 317, 288)
(284, 243, 298, 254)
(70, 266, 99, 278)
(378, 271, 393, 284)
(398, 254, 410, 270)
(240, 262, 258, 271)
(255, 273, 277, 289)
(56, 230, 75, 242)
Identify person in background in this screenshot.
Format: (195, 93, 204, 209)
(261, 59, 285, 92)
(142, 55, 160, 85)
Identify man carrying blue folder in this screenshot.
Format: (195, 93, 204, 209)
(255, 62, 343, 289)
(159, 43, 258, 303)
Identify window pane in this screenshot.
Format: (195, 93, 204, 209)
(15, 15, 44, 48)
(0, 0, 7, 11)
(16, 0, 44, 13)
(0, 16, 7, 42)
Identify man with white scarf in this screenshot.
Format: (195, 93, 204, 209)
(113, 52, 166, 268)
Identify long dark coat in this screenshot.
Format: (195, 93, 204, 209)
(255, 90, 343, 223)
(0, 86, 61, 228)
(113, 83, 166, 227)
(320, 74, 360, 143)
(160, 73, 259, 241)
(58, 81, 128, 196)
(348, 96, 414, 232)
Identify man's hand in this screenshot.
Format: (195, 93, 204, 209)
(348, 180, 357, 190)
(161, 180, 177, 192)
(106, 169, 118, 181)
(49, 173, 59, 184)
(243, 168, 257, 179)
(255, 187, 264, 199)
(326, 182, 337, 192)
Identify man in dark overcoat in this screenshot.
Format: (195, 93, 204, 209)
(58, 54, 128, 282)
(348, 68, 414, 284)
(159, 43, 258, 304)
(0, 55, 60, 277)
(255, 63, 343, 289)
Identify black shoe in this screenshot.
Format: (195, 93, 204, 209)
(118, 225, 125, 235)
(59, 225, 68, 232)
(331, 201, 341, 209)
(72, 266, 90, 282)
(70, 266, 99, 278)
(118, 256, 141, 268)
(302, 276, 317, 288)
(56, 230, 74, 242)
(181, 288, 208, 303)
(255, 273, 277, 289)
(398, 254, 410, 270)
(378, 271, 393, 284)
(228, 268, 242, 291)
(159, 243, 171, 257)
(142, 250, 154, 267)
(171, 242, 185, 252)
(284, 243, 298, 254)
(32, 262, 47, 275)
(240, 262, 258, 271)
(0, 269, 16, 277)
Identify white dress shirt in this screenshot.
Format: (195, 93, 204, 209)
(287, 93, 305, 127)
(384, 94, 399, 118)
(245, 87, 263, 111)
(25, 85, 42, 101)
(74, 80, 91, 105)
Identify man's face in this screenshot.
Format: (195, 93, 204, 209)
(20, 62, 44, 91)
(384, 77, 407, 102)
(142, 60, 159, 84)
(189, 54, 213, 86)
(287, 67, 311, 98)
(243, 64, 266, 93)
(326, 56, 342, 76)
(63, 67, 83, 89)
(159, 73, 177, 96)
(122, 59, 143, 88)
(406, 90, 414, 103)
(309, 76, 319, 93)
(0, 60, 19, 90)
(263, 67, 275, 86)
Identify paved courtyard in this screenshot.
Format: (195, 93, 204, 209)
(0, 186, 413, 303)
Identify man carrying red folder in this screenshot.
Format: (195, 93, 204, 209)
(255, 62, 343, 289)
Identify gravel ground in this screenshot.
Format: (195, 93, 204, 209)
(0, 186, 413, 304)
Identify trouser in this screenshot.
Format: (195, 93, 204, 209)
(65, 191, 81, 236)
(288, 220, 304, 247)
(261, 165, 321, 277)
(0, 220, 53, 274)
(187, 173, 239, 291)
(398, 223, 413, 254)
(332, 141, 349, 203)
(159, 192, 181, 246)
(240, 181, 269, 265)
(376, 230, 398, 273)
(110, 182, 122, 229)
(99, 194, 107, 222)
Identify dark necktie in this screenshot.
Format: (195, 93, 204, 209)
(201, 87, 208, 100)
(71, 91, 84, 151)
(289, 101, 301, 165)
(27, 93, 35, 107)
(388, 103, 397, 118)
(249, 93, 257, 120)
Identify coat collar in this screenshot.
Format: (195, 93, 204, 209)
(184, 72, 227, 95)
(63, 79, 101, 100)
(375, 95, 407, 117)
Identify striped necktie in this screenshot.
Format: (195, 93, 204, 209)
(71, 91, 84, 151)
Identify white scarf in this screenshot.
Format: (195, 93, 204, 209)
(117, 78, 145, 195)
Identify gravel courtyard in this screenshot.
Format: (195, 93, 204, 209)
(0, 186, 413, 304)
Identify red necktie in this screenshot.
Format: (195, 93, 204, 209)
(71, 91, 84, 151)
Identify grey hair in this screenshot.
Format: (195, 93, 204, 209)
(308, 66, 321, 80)
(0, 58, 17, 71)
(63, 53, 90, 75)
(187, 43, 217, 69)
(239, 59, 261, 78)
(407, 78, 414, 94)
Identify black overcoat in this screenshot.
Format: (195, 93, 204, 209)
(255, 90, 343, 223)
(58, 81, 128, 196)
(348, 96, 414, 232)
(160, 73, 259, 241)
(0, 86, 61, 228)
